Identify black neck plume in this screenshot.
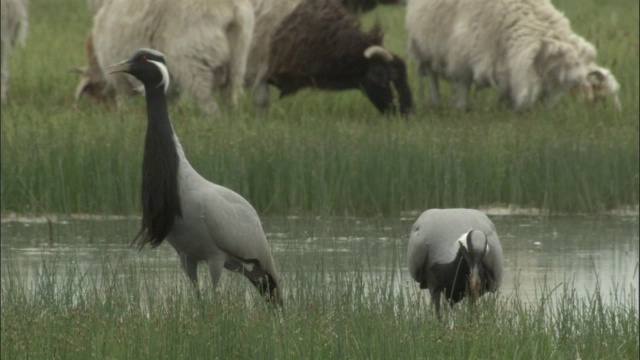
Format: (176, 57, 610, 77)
(134, 83, 182, 249)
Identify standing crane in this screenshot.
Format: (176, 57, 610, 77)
(108, 48, 281, 305)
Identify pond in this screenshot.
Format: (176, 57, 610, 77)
(1, 214, 638, 310)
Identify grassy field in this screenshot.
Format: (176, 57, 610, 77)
(1, 0, 638, 216)
(1, 252, 638, 359)
(2, 2, 638, 358)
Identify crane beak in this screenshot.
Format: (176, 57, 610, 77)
(469, 266, 480, 301)
(107, 60, 131, 75)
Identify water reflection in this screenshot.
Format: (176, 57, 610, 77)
(1, 214, 638, 309)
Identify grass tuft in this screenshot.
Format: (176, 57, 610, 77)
(1, 254, 637, 359)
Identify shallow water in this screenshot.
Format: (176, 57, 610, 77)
(1, 214, 638, 309)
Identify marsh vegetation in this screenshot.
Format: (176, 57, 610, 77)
(1, 0, 638, 358)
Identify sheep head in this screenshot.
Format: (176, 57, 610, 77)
(573, 64, 621, 110)
(363, 45, 414, 115)
(537, 37, 620, 111)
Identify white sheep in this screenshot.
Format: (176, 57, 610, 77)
(77, 0, 290, 111)
(74, 0, 254, 115)
(1, 0, 29, 100)
(406, 0, 621, 110)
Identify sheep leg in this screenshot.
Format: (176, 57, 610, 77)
(222, 61, 244, 109)
(223, 5, 254, 110)
(452, 81, 470, 110)
(253, 78, 270, 113)
(421, 65, 441, 107)
(188, 68, 221, 116)
(221, 79, 240, 110)
(0, 64, 7, 100)
(1, 42, 8, 100)
(415, 62, 426, 103)
(427, 73, 441, 106)
(223, 3, 255, 109)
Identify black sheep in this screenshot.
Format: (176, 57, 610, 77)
(267, 0, 413, 115)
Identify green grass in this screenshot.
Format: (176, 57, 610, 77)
(2, 2, 637, 358)
(1, 253, 638, 359)
(1, 0, 638, 216)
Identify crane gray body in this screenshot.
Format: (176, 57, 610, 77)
(169, 146, 279, 293)
(407, 208, 503, 314)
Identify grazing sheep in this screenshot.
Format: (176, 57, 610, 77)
(79, 0, 411, 114)
(1, 0, 28, 100)
(263, 0, 413, 115)
(73, 0, 254, 115)
(406, 0, 621, 110)
(573, 63, 621, 109)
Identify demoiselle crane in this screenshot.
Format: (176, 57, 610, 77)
(107, 48, 281, 305)
(407, 208, 503, 316)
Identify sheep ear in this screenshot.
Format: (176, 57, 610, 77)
(588, 69, 605, 83)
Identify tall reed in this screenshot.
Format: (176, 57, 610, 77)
(1, 0, 638, 216)
(1, 251, 637, 359)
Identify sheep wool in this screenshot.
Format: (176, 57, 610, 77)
(1, 0, 29, 100)
(75, 0, 254, 115)
(406, 0, 620, 110)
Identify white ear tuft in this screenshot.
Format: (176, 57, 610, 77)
(456, 231, 471, 250)
(148, 60, 170, 93)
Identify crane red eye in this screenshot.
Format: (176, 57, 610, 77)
(141, 56, 148, 62)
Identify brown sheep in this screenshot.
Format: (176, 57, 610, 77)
(267, 0, 413, 115)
